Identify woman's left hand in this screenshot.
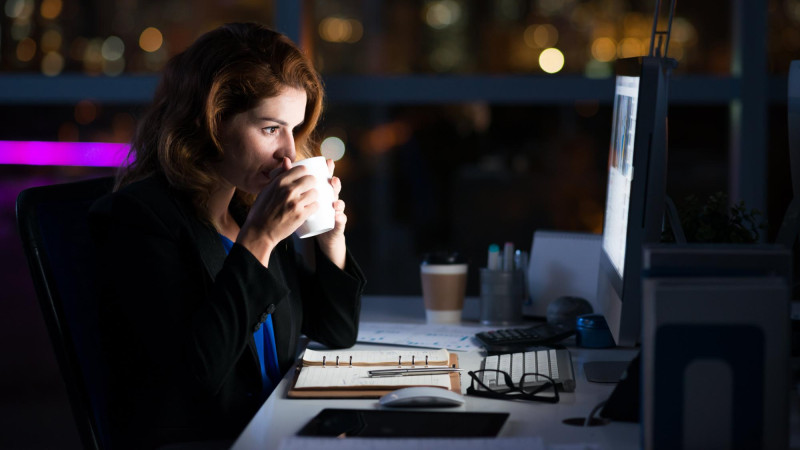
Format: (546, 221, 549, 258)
(315, 159, 347, 270)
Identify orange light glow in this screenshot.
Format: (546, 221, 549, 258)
(139, 27, 163, 53)
(359, 122, 412, 155)
(591, 37, 616, 62)
(40, 0, 62, 19)
(16, 37, 36, 62)
(74, 100, 98, 125)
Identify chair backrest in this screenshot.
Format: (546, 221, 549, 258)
(16, 176, 115, 450)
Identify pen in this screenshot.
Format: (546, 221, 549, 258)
(368, 368, 463, 377)
(513, 249, 523, 270)
(487, 244, 500, 270)
(515, 249, 531, 304)
(503, 242, 515, 271)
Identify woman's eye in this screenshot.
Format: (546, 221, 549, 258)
(263, 126, 279, 135)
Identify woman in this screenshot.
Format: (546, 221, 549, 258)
(90, 23, 365, 448)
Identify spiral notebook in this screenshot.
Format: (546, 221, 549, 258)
(287, 348, 461, 399)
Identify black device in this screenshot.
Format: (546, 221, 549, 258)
(776, 60, 800, 251)
(475, 322, 575, 353)
(594, 54, 675, 348)
(297, 408, 509, 437)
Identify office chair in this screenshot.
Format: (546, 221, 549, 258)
(16, 176, 115, 450)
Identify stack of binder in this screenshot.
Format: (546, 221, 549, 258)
(640, 244, 791, 450)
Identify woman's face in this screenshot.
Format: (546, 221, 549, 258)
(217, 86, 308, 194)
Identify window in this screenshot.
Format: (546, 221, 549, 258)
(0, 0, 790, 295)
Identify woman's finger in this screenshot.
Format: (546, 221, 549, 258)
(330, 176, 342, 198)
(326, 158, 335, 177)
(267, 156, 294, 181)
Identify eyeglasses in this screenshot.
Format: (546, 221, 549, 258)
(466, 369, 560, 403)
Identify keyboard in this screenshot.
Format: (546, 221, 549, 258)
(476, 348, 576, 392)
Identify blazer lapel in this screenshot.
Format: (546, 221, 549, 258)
(164, 181, 227, 279)
(192, 221, 226, 278)
(172, 196, 226, 280)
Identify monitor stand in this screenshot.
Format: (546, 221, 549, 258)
(594, 354, 642, 423)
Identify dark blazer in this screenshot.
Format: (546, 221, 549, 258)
(89, 174, 366, 448)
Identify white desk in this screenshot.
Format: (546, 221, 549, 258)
(232, 296, 641, 449)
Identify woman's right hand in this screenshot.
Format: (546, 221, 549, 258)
(237, 157, 319, 266)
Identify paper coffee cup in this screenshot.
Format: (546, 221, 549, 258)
(292, 156, 335, 239)
(420, 252, 468, 324)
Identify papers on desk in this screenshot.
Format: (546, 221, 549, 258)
(356, 322, 486, 351)
(279, 437, 547, 450)
(279, 438, 604, 450)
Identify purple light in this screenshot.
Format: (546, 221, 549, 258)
(0, 140, 131, 167)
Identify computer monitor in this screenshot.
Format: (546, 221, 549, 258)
(595, 56, 674, 347)
(777, 60, 800, 250)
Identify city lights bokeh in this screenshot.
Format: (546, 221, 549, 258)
(539, 48, 565, 74)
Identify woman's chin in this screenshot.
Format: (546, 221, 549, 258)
(243, 180, 268, 195)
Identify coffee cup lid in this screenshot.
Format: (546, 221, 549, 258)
(421, 251, 467, 265)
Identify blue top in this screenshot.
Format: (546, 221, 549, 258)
(218, 234, 281, 400)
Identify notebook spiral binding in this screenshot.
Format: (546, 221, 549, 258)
(318, 355, 363, 368)
(318, 354, 433, 368)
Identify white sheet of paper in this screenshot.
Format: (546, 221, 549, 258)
(356, 322, 488, 351)
(279, 437, 547, 450)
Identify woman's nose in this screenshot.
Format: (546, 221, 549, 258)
(275, 129, 296, 161)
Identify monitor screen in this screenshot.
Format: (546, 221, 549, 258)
(602, 75, 640, 278)
(595, 56, 672, 348)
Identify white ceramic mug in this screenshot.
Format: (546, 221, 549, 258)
(292, 156, 335, 239)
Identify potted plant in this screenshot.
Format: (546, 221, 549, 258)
(661, 192, 766, 243)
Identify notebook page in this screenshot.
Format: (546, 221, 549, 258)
(301, 348, 450, 366)
(294, 366, 452, 389)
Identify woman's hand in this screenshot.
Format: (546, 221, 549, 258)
(237, 157, 319, 266)
(315, 159, 347, 270)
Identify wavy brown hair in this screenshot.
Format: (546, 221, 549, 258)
(117, 23, 324, 218)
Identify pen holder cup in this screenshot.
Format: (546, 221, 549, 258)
(479, 269, 525, 326)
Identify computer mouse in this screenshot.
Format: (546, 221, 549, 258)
(378, 387, 465, 408)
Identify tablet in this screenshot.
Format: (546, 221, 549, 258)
(297, 408, 509, 438)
